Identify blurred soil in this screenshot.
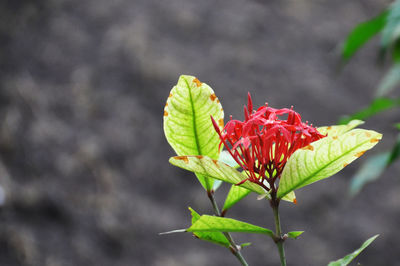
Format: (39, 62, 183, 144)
(0, 0, 399, 265)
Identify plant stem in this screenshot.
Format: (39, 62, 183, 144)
(272, 199, 286, 266)
(207, 191, 249, 266)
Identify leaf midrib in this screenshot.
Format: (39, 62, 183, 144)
(183, 77, 202, 155)
(278, 135, 373, 198)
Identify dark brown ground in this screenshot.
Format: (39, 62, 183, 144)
(0, 0, 399, 265)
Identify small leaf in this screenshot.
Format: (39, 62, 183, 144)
(188, 215, 274, 237)
(338, 98, 400, 125)
(287, 231, 304, 239)
(164, 75, 224, 191)
(327, 234, 379, 266)
(349, 152, 391, 196)
(222, 185, 251, 215)
(240, 242, 252, 248)
(278, 128, 382, 199)
(189, 207, 230, 247)
(376, 64, 400, 97)
(341, 11, 387, 61)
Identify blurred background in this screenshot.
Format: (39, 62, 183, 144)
(0, 0, 399, 265)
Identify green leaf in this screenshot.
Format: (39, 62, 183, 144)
(188, 215, 274, 237)
(388, 133, 400, 165)
(278, 128, 382, 199)
(287, 231, 304, 239)
(381, 1, 400, 49)
(376, 64, 400, 97)
(396, 123, 400, 130)
(212, 150, 239, 191)
(169, 155, 297, 203)
(338, 98, 400, 125)
(222, 185, 251, 215)
(349, 152, 391, 196)
(170, 155, 266, 195)
(318, 120, 364, 136)
(188, 207, 230, 247)
(327, 235, 379, 266)
(164, 75, 224, 190)
(342, 11, 387, 61)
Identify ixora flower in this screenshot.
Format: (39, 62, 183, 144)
(211, 93, 325, 192)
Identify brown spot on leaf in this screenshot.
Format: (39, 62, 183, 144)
(193, 78, 202, 87)
(165, 102, 168, 107)
(302, 145, 314, 151)
(327, 126, 332, 130)
(332, 136, 338, 140)
(343, 163, 348, 167)
(210, 93, 217, 101)
(168, 93, 173, 98)
(370, 138, 380, 143)
(355, 151, 365, 158)
(351, 132, 356, 136)
(196, 155, 204, 159)
(212, 159, 219, 167)
(164, 111, 168, 116)
(175, 156, 189, 163)
(365, 132, 371, 137)
(218, 118, 224, 127)
(293, 198, 297, 205)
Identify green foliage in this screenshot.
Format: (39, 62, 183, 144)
(339, 98, 400, 125)
(287, 231, 304, 239)
(341, 11, 387, 60)
(349, 152, 391, 196)
(376, 64, 400, 96)
(164, 75, 224, 190)
(350, 132, 400, 195)
(188, 207, 230, 247)
(222, 185, 251, 214)
(327, 235, 379, 266)
(278, 128, 382, 199)
(381, 0, 400, 50)
(187, 215, 274, 237)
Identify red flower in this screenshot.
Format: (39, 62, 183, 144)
(211, 93, 325, 192)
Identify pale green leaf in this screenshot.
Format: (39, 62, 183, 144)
(327, 235, 379, 266)
(188, 207, 230, 247)
(188, 215, 274, 237)
(218, 150, 239, 168)
(169, 155, 266, 195)
(287, 231, 304, 239)
(170, 155, 298, 203)
(222, 185, 251, 215)
(349, 152, 390, 196)
(164, 75, 224, 190)
(381, 0, 400, 49)
(317, 120, 364, 136)
(376, 64, 400, 97)
(278, 129, 382, 199)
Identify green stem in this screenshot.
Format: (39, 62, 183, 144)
(207, 191, 249, 266)
(272, 199, 286, 266)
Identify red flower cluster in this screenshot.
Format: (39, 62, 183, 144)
(211, 93, 325, 191)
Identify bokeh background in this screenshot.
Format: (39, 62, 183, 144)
(0, 0, 399, 265)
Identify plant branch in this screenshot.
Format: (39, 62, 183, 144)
(207, 190, 249, 266)
(271, 193, 287, 266)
